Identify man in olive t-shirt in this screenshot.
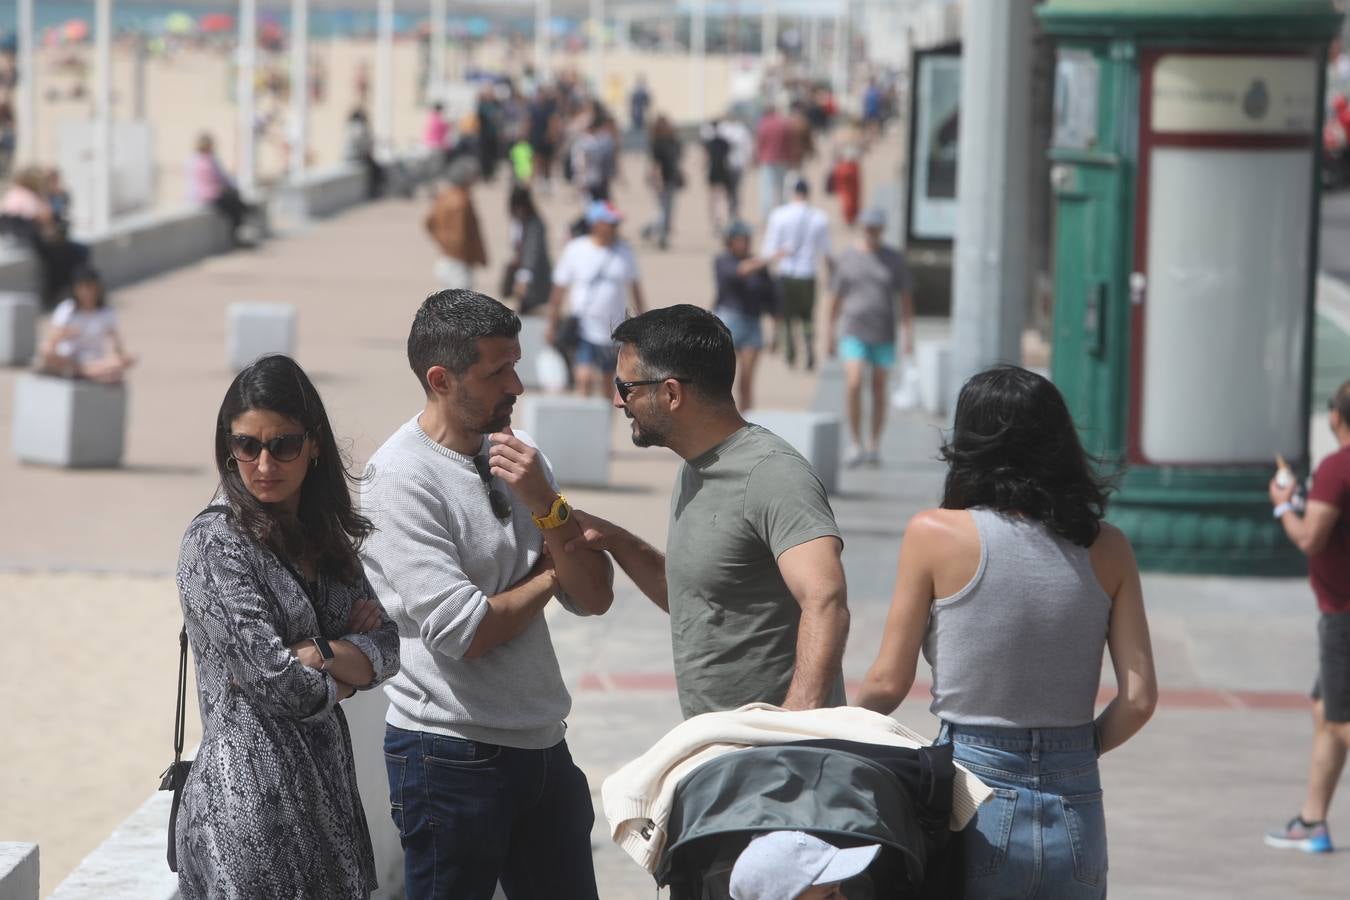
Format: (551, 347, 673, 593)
(561, 305, 850, 718)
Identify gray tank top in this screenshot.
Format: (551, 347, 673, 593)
(922, 508, 1111, 728)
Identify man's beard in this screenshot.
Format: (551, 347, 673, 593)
(458, 385, 515, 436)
(628, 409, 670, 448)
(482, 401, 515, 434)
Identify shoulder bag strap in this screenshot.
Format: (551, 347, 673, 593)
(164, 503, 230, 872)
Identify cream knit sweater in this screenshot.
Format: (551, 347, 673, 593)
(601, 704, 993, 874)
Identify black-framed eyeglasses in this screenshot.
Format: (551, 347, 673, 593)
(614, 376, 693, 402)
(227, 432, 310, 463)
(472, 455, 513, 521)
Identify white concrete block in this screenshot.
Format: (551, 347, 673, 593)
(0, 843, 38, 900)
(0, 292, 39, 367)
(520, 396, 611, 487)
(227, 303, 296, 372)
(745, 410, 842, 494)
(916, 340, 952, 416)
(12, 375, 126, 468)
(517, 316, 548, 389)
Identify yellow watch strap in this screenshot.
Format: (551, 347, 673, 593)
(532, 494, 570, 530)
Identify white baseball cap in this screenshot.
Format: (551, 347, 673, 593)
(729, 831, 881, 900)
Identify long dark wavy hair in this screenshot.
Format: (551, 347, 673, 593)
(214, 355, 372, 582)
(940, 365, 1114, 548)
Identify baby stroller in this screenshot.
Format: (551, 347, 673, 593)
(656, 740, 963, 899)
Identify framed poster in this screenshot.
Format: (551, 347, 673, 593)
(907, 44, 961, 244)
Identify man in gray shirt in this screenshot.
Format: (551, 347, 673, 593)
(563, 304, 849, 719)
(361, 290, 613, 900)
(826, 206, 914, 468)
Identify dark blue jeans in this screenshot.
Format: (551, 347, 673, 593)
(384, 724, 598, 900)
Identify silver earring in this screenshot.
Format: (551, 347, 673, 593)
(226, 457, 238, 471)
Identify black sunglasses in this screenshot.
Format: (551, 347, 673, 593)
(472, 455, 513, 521)
(227, 432, 310, 463)
(614, 376, 693, 402)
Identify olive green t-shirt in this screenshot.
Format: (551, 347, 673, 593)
(666, 424, 845, 719)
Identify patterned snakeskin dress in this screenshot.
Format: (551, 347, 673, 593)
(174, 509, 400, 900)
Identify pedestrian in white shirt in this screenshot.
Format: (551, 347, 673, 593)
(761, 179, 831, 370)
(546, 200, 647, 396)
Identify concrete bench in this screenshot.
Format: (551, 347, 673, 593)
(521, 395, 611, 488)
(270, 163, 369, 224)
(0, 292, 38, 366)
(48, 793, 178, 900)
(0, 241, 40, 294)
(746, 410, 843, 494)
(228, 303, 297, 372)
(915, 339, 952, 416)
(84, 207, 236, 288)
(11, 374, 127, 468)
(0, 844, 38, 900)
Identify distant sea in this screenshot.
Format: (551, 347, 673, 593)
(0, 3, 542, 39)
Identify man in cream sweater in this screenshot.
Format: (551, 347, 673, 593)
(361, 290, 614, 900)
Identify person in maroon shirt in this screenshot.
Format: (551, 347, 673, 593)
(1266, 381, 1350, 854)
(755, 106, 791, 222)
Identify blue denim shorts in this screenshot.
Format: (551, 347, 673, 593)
(574, 338, 618, 374)
(937, 721, 1106, 899)
(715, 307, 764, 350)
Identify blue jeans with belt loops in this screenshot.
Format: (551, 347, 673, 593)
(936, 721, 1107, 899)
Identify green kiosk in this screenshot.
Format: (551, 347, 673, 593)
(1039, 0, 1343, 574)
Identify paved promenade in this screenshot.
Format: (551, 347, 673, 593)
(3, 128, 1350, 897)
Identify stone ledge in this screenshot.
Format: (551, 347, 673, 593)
(49, 792, 178, 900)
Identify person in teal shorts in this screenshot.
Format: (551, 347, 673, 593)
(826, 207, 914, 467)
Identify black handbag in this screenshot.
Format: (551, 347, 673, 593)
(158, 623, 192, 873)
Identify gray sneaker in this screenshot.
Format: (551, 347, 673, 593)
(1264, 816, 1334, 853)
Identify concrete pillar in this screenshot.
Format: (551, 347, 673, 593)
(808, 16, 822, 80)
(762, 3, 778, 61)
(536, 0, 553, 81)
(947, 0, 1034, 412)
(831, 0, 849, 102)
(375, 0, 395, 151)
(15, 0, 34, 164)
(289, 0, 309, 181)
(691, 0, 707, 124)
(92, 0, 113, 232)
(430, 0, 448, 103)
(237, 0, 258, 196)
(589, 0, 605, 94)
(616, 9, 632, 53)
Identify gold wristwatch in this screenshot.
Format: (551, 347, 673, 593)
(532, 494, 572, 530)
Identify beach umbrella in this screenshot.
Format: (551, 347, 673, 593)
(163, 12, 195, 35)
(63, 19, 90, 43)
(199, 13, 236, 34)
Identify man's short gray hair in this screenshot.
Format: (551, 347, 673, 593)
(447, 156, 480, 187)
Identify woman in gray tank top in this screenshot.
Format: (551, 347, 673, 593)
(857, 365, 1158, 899)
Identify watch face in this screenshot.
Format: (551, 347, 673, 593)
(558, 500, 570, 522)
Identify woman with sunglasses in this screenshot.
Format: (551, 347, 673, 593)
(174, 354, 400, 899)
(856, 365, 1157, 899)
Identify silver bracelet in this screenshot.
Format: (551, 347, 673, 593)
(1273, 501, 1294, 519)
